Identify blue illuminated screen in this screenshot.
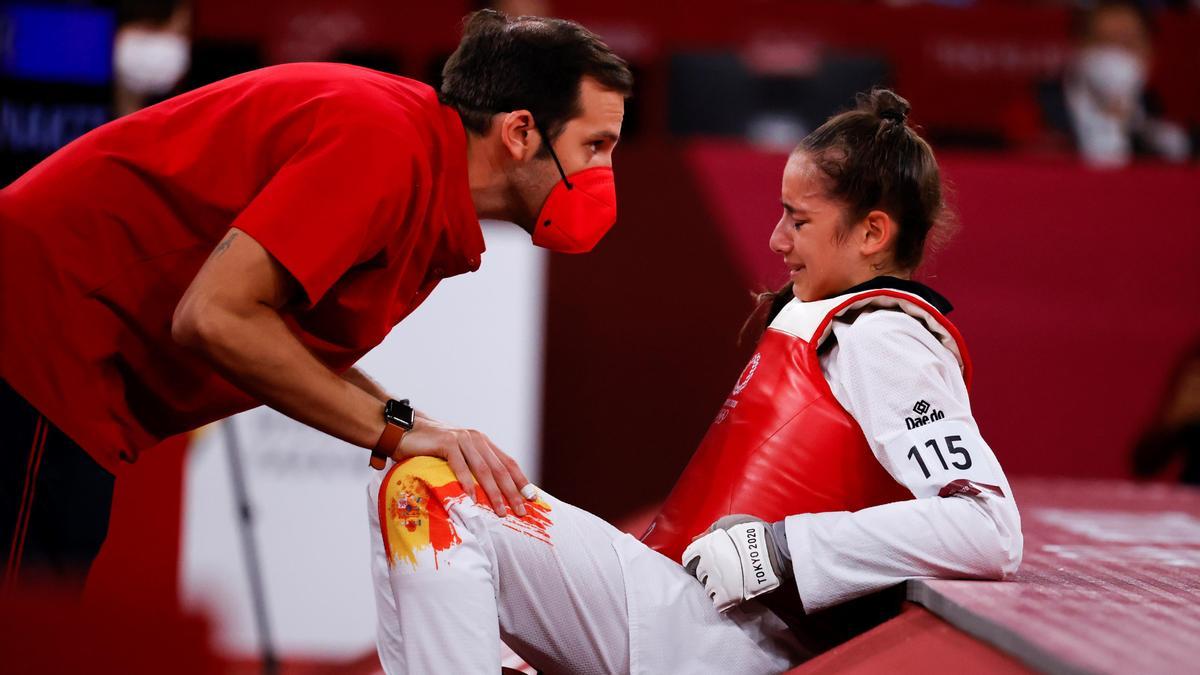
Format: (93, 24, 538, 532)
(0, 3, 116, 85)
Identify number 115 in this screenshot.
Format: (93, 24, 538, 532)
(907, 435, 972, 479)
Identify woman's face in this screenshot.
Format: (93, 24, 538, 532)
(769, 152, 876, 302)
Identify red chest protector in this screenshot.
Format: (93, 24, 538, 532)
(641, 288, 972, 562)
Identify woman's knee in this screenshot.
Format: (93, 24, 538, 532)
(376, 457, 470, 571)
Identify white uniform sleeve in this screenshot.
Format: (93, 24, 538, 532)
(783, 308, 1023, 612)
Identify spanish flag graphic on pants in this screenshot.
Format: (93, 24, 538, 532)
(379, 457, 554, 570)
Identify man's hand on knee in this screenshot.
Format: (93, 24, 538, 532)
(681, 515, 792, 612)
(394, 416, 533, 518)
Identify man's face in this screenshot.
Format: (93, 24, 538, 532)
(509, 77, 624, 229)
(1076, 6, 1151, 117)
(1086, 6, 1151, 64)
(547, 76, 625, 175)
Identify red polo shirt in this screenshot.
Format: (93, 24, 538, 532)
(0, 63, 484, 473)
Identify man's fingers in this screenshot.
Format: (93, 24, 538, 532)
(478, 435, 526, 516)
(459, 435, 507, 517)
(396, 420, 528, 517)
(495, 447, 533, 499)
(444, 448, 475, 499)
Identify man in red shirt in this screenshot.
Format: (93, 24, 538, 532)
(0, 10, 632, 590)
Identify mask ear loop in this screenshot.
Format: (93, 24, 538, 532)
(535, 121, 573, 190)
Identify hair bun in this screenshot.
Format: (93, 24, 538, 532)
(860, 88, 911, 125)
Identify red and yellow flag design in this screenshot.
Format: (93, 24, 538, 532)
(379, 457, 554, 569)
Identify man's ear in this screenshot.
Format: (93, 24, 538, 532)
(861, 209, 898, 258)
(497, 110, 539, 162)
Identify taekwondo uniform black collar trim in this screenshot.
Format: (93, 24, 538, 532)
(838, 276, 954, 314)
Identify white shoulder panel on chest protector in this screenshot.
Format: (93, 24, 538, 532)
(769, 290, 967, 375)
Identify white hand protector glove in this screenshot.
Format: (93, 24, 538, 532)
(681, 514, 792, 612)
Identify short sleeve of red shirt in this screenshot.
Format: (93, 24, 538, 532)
(232, 117, 416, 306)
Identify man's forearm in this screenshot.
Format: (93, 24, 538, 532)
(180, 303, 385, 449)
(342, 367, 391, 402)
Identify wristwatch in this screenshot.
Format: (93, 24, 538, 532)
(370, 398, 416, 470)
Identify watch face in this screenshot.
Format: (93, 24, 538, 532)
(385, 399, 415, 429)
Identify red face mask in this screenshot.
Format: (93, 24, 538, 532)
(531, 130, 618, 254)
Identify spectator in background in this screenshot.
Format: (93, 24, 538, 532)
(1036, 0, 1190, 166)
(114, 0, 191, 117)
(1133, 342, 1200, 485)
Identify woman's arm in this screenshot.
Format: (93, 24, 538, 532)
(782, 309, 1023, 612)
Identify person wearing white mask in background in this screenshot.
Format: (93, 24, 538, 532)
(1058, 0, 1190, 167)
(113, 0, 192, 117)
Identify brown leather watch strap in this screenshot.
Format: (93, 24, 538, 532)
(370, 421, 406, 471)
(368, 451, 389, 471)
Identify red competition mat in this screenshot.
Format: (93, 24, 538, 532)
(908, 479, 1200, 675)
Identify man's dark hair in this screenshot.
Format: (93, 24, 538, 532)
(440, 10, 633, 147)
(118, 0, 182, 25)
(1072, 0, 1155, 42)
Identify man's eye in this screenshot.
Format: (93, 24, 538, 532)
(588, 141, 602, 153)
(793, 220, 807, 229)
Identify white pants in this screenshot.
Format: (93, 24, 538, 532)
(367, 458, 802, 674)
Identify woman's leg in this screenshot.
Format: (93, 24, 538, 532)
(366, 457, 800, 674)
